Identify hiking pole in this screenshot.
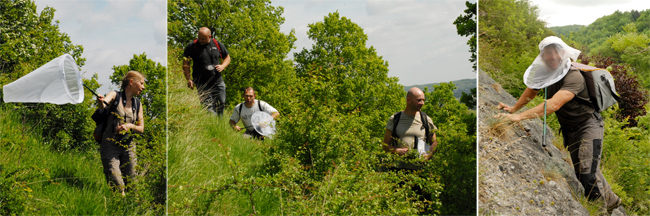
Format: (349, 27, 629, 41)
(83, 83, 109, 106)
(542, 87, 547, 148)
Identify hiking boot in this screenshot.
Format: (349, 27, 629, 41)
(607, 197, 622, 214)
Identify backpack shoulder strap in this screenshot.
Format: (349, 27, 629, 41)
(212, 38, 222, 59)
(110, 91, 121, 112)
(133, 97, 140, 124)
(420, 111, 432, 145)
(258, 100, 264, 112)
(390, 111, 402, 146)
(238, 102, 245, 115)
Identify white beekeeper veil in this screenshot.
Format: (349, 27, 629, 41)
(3, 54, 84, 104)
(523, 36, 581, 89)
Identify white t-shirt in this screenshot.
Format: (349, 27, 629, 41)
(230, 99, 278, 132)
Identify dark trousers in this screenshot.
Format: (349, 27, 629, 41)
(194, 75, 226, 115)
(562, 113, 618, 207)
(245, 130, 264, 140)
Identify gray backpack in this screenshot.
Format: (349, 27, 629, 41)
(571, 62, 621, 112)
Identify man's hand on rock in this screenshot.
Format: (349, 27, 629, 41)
(497, 102, 516, 113)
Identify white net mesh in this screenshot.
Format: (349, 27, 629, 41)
(3, 54, 84, 104)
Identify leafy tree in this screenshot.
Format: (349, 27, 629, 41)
(0, 0, 97, 151)
(460, 87, 477, 110)
(453, 1, 477, 71)
(0, 0, 84, 84)
(293, 11, 404, 134)
(423, 82, 476, 214)
(168, 0, 297, 109)
(479, 0, 554, 96)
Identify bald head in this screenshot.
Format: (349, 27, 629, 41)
(406, 87, 425, 112)
(407, 87, 424, 99)
(197, 27, 212, 45)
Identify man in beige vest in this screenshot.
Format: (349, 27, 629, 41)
(383, 87, 438, 160)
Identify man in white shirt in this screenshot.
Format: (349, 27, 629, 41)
(229, 87, 279, 139)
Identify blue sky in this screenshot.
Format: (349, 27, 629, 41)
(270, 0, 477, 86)
(531, 0, 650, 27)
(33, 0, 167, 94)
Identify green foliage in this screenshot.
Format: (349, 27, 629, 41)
(0, 106, 163, 215)
(0, 0, 85, 84)
(478, 0, 555, 96)
(168, 0, 297, 109)
(168, 9, 474, 214)
(0, 0, 94, 151)
(600, 105, 650, 214)
(553, 9, 650, 89)
(460, 87, 477, 110)
(422, 83, 476, 215)
(293, 12, 403, 134)
(453, 1, 477, 71)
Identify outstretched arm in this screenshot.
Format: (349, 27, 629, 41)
(497, 87, 540, 113)
(497, 90, 575, 122)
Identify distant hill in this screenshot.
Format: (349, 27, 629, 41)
(550, 24, 585, 37)
(403, 78, 476, 98)
(550, 9, 650, 50)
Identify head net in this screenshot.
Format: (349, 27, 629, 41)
(523, 36, 581, 89)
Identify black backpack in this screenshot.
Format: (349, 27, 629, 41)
(91, 91, 140, 143)
(390, 111, 432, 150)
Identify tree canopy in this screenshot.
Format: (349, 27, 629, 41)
(168, 0, 297, 108)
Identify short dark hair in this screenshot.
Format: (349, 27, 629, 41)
(243, 87, 255, 94)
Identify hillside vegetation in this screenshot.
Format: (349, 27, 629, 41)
(0, 0, 165, 214)
(552, 9, 650, 88)
(479, 0, 650, 214)
(167, 0, 476, 214)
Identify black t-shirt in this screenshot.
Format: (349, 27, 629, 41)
(183, 39, 229, 83)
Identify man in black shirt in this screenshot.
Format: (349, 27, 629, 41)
(183, 27, 231, 115)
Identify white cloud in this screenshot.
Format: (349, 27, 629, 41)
(531, 0, 650, 27)
(33, 0, 166, 93)
(271, 0, 476, 86)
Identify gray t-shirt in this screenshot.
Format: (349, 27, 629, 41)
(546, 69, 594, 126)
(230, 100, 278, 132)
(385, 111, 437, 149)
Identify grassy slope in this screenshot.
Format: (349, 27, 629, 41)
(0, 107, 150, 215)
(167, 50, 280, 215)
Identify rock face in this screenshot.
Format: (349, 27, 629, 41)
(478, 70, 588, 215)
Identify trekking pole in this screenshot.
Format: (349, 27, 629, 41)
(83, 83, 109, 106)
(542, 87, 547, 148)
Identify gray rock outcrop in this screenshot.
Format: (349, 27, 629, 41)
(478, 70, 588, 215)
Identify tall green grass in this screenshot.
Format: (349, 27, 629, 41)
(0, 106, 160, 215)
(167, 61, 281, 214)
